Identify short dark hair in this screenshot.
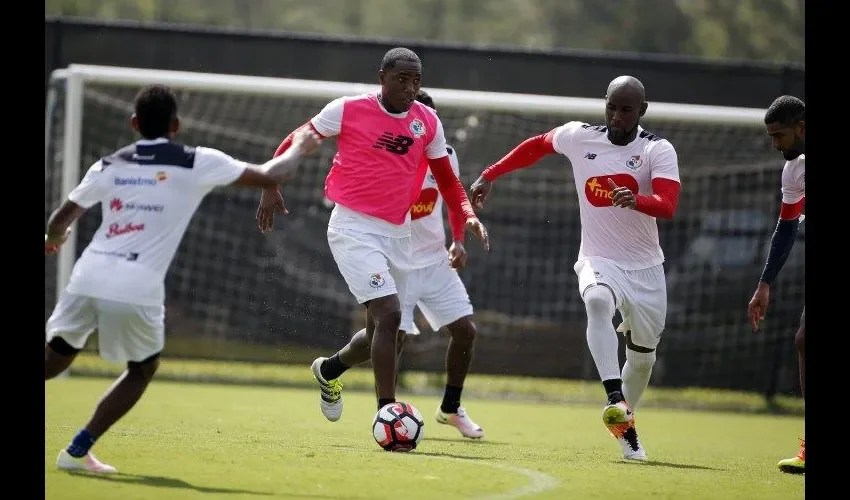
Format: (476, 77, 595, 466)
(134, 84, 178, 139)
(415, 90, 436, 111)
(380, 47, 421, 71)
(764, 95, 805, 127)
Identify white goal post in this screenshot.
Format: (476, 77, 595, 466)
(45, 63, 767, 307)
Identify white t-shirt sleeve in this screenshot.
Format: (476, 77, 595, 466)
(193, 147, 248, 189)
(448, 145, 460, 176)
(310, 97, 345, 137)
(550, 121, 586, 156)
(425, 118, 449, 159)
(649, 140, 681, 182)
(781, 160, 805, 204)
(68, 160, 110, 209)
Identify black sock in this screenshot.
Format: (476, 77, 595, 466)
(440, 385, 463, 414)
(320, 353, 349, 381)
(378, 397, 396, 410)
(602, 379, 623, 403)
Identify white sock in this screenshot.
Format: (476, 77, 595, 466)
(582, 285, 621, 381)
(622, 349, 656, 410)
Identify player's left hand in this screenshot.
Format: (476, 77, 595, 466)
(747, 283, 770, 332)
(45, 229, 71, 255)
(256, 188, 288, 233)
(448, 240, 468, 270)
(465, 217, 490, 253)
(607, 178, 636, 209)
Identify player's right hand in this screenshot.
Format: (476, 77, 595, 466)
(465, 217, 490, 253)
(469, 175, 492, 210)
(747, 282, 770, 332)
(256, 187, 288, 233)
(44, 229, 71, 255)
(292, 127, 322, 155)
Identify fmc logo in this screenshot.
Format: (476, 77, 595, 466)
(584, 174, 640, 207)
(410, 188, 438, 220)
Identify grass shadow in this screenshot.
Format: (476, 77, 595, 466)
(424, 437, 510, 446)
(66, 471, 273, 496)
(613, 460, 724, 471)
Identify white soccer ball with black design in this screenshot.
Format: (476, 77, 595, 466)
(372, 401, 425, 452)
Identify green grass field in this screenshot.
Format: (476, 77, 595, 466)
(45, 374, 804, 500)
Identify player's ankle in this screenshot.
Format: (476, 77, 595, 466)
(378, 398, 396, 410)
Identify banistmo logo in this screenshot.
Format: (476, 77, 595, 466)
(106, 222, 145, 239)
(372, 132, 415, 155)
(114, 171, 168, 186)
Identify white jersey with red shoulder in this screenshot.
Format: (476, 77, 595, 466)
(64, 138, 247, 307)
(409, 145, 460, 269)
(781, 154, 805, 206)
(551, 122, 680, 270)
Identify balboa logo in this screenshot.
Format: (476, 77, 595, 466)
(106, 222, 145, 239)
(584, 174, 639, 207)
(114, 171, 167, 186)
(109, 198, 164, 213)
(410, 188, 438, 220)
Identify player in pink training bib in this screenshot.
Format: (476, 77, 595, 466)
(255, 48, 490, 437)
(747, 95, 805, 474)
(470, 76, 682, 462)
(304, 91, 485, 439)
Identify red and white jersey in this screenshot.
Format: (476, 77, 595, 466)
(552, 122, 680, 270)
(781, 154, 805, 206)
(409, 145, 460, 269)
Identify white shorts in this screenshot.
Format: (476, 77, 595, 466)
(46, 291, 165, 364)
(327, 227, 411, 304)
(399, 262, 474, 334)
(574, 257, 667, 350)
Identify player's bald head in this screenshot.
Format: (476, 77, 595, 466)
(606, 76, 646, 103)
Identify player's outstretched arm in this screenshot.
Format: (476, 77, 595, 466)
(747, 199, 804, 331)
(44, 202, 85, 254)
(469, 130, 558, 209)
(235, 127, 322, 188)
(428, 155, 490, 253)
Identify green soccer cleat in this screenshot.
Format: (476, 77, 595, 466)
(777, 438, 805, 474)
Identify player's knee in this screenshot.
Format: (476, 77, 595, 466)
(625, 345, 656, 370)
(368, 296, 402, 330)
(127, 352, 161, 382)
(448, 316, 476, 345)
(582, 285, 616, 319)
(794, 326, 805, 355)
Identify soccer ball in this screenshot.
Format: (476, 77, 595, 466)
(372, 401, 425, 452)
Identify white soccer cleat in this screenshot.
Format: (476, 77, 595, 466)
(436, 406, 485, 439)
(602, 400, 648, 461)
(56, 449, 117, 473)
(311, 357, 344, 422)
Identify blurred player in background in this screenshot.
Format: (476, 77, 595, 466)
(747, 95, 805, 474)
(307, 90, 484, 439)
(470, 76, 681, 461)
(44, 84, 320, 473)
(255, 48, 489, 435)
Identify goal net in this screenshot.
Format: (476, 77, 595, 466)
(45, 65, 803, 396)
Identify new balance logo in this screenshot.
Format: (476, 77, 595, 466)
(372, 132, 414, 155)
(584, 153, 597, 160)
